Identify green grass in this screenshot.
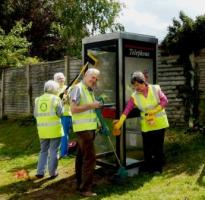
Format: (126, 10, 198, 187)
(0, 119, 205, 200)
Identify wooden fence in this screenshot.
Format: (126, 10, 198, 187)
(0, 56, 82, 118)
(157, 55, 186, 126)
(158, 48, 205, 126)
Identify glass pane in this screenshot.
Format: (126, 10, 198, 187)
(125, 57, 154, 165)
(86, 43, 118, 166)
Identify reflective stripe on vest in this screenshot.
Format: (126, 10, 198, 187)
(132, 84, 169, 132)
(35, 93, 63, 138)
(72, 82, 97, 132)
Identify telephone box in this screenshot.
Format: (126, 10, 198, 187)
(82, 32, 158, 170)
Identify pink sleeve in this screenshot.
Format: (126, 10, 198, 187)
(158, 90, 168, 108)
(123, 97, 135, 116)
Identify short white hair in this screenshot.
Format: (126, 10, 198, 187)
(131, 71, 145, 84)
(84, 68, 100, 77)
(54, 72, 65, 82)
(44, 80, 59, 94)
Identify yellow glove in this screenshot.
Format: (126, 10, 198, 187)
(113, 114, 127, 130)
(112, 128, 121, 136)
(145, 113, 156, 126)
(147, 105, 163, 115)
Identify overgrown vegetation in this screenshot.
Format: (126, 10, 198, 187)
(0, 21, 39, 68)
(1, 120, 205, 200)
(161, 11, 205, 127)
(0, 0, 124, 61)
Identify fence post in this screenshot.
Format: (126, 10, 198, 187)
(26, 65, 31, 114)
(0, 69, 5, 119)
(64, 55, 70, 85)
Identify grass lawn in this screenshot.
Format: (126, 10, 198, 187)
(0, 119, 205, 200)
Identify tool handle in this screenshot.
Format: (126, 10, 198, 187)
(59, 62, 89, 99)
(107, 135, 122, 167)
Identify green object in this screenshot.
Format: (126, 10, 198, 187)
(116, 166, 128, 178)
(95, 96, 128, 179)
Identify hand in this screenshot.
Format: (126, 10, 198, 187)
(91, 101, 101, 109)
(113, 120, 123, 130)
(113, 114, 127, 129)
(147, 105, 162, 115)
(145, 113, 155, 125)
(112, 128, 121, 136)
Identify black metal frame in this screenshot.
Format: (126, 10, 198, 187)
(83, 33, 158, 170)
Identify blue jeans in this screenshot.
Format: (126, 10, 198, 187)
(37, 138, 61, 176)
(60, 116, 72, 157)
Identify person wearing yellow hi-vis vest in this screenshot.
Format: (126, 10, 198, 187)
(54, 72, 72, 158)
(34, 80, 63, 179)
(113, 71, 169, 173)
(70, 68, 101, 197)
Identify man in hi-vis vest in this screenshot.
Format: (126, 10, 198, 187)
(34, 80, 63, 179)
(70, 68, 101, 197)
(113, 71, 169, 174)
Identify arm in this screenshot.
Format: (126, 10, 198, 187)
(147, 88, 168, 115)
(113, 98, 135, 130)
(56, 98, 63, 117)
(70, 85, 101, 113)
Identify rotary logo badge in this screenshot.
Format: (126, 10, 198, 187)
(40, 103, 47, 112)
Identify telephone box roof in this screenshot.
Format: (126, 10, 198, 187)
(82, 32, 158, 44)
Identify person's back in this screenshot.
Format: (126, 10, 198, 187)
(35, 92, 62, 138)
(34, 80, 63, 179)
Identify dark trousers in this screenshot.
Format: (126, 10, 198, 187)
(75, 130, 96, 192)
(142, 129, 165, 172)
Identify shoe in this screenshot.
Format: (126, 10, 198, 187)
(35, 174, 44, 179)
(49, 173, 58, 179)
(81, 191, 97, 197)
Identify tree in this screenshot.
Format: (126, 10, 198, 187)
(161, 11, 195, 57)
(0, 21, 38, 68)
(0, 0, 57, 60)
(52, 0, 124, 57)
(0, 0, 124, 60)
(161, 11, 205, 127)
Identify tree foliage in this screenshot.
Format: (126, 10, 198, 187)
(0, 21, 39, 68)
(52, 0, 124, 57)
(161, 11, 205, 57)
(0, 0, 124, 60)
(0, 0, 57, 60)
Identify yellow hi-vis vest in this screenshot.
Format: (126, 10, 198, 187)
(131, 84, 169, 132)
(34, 93, 63, 138)
(72, 82, 97, 132)
(58, 85, 72, 116)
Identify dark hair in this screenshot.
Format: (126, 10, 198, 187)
(131, 76, 145, 84)
(130, 71, 146, 85)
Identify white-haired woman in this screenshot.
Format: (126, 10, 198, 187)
(54, 72, 72, 158)
(34, 80, 63, 179)
(113, 71, 169, 174)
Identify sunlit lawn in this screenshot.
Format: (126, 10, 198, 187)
(0, 119, 205, 200)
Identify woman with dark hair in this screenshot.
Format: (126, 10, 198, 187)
(113, 71, 169, 173)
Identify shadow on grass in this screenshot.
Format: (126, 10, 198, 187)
(164, 129, 205, 178)
(1, 123, 205, 199)
(0, 168, 154, 200)
(196, 164, 205, 187)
